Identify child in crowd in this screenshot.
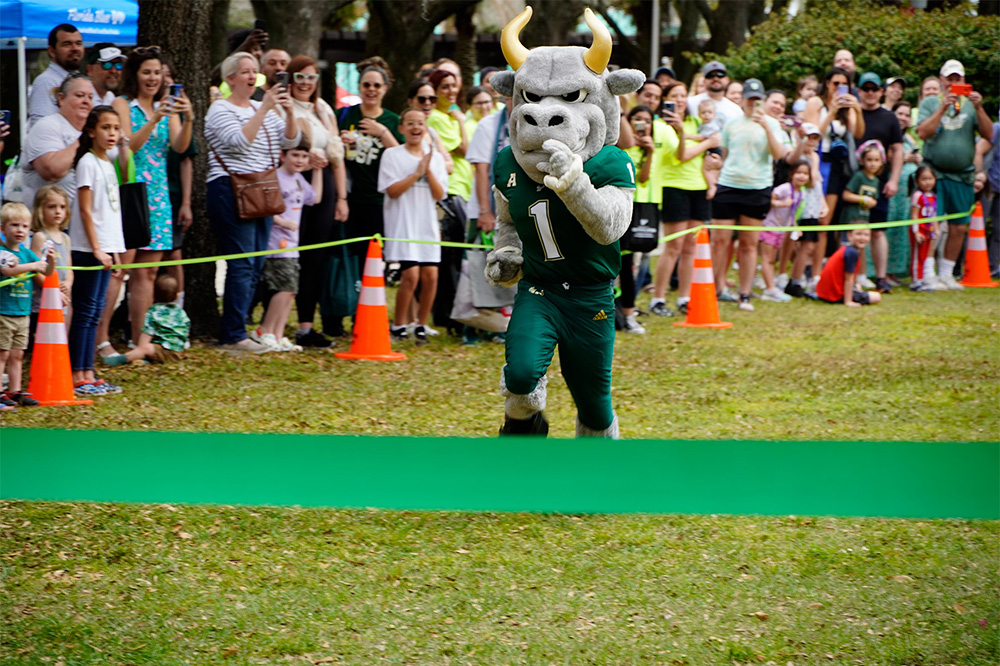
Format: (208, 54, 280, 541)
(0, 202, 56, 408)
(30, 185, 73, 332)
(378, 107, 448, 345)
(251, 139, 321, 351)
(759, 159, 811, 302)
(841, 141, 884, 228)
(908, 165, 940, 292)
(784, 123, 829, 296)
(816, 227, 881, 306)
(793, 75, 819, 116)
(69, 106, 128, 397)
(102, 274, 190, 366)
(693, 98, 722, 198)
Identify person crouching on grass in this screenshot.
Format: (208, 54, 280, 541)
(816, 227, 882, 307)
(101, 274, 189, 365)
(250, 138, 321, 351)
(378, 107, 447, 345)
(0, 203, 56, 409)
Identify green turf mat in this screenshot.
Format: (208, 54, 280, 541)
(1, 429, 996, 518)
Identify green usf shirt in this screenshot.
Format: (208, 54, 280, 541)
(341, 105, 403, 205)
(493, 145, 635, 288)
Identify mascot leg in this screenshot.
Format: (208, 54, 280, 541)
(499, 369, 548, 436)
(576, 412, 619, 438)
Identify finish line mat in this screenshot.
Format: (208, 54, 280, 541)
(1, 429, 997, 519)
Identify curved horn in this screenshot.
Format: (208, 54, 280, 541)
(501, 6, 532, 71)
(582, 8, 611, 74)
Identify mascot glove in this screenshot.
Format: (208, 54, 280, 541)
(485, 245, 524, 287)
(539, 139, 584, 194)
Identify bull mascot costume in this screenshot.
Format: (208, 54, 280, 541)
(486, 7, 645, 438)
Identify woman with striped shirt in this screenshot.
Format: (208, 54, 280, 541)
(206, 51, 300, 352)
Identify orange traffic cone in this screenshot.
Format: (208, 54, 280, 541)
(959, 202, 998, 288)
(674, 228, 732, 329)
(335, 239, 406, 361)
(27, 272, 92, 405)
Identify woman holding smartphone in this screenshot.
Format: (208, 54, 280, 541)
(803, 68, 865, 280)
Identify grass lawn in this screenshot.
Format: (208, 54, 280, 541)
(2, 280, 998, 664)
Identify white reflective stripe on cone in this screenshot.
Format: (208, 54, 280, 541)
(364, 257, 384, 279)
(969, 235, 987, 251)
(693, 267, 714, 283)
(358, 286, 386, 307)
(40, 287, 62, 311)
(695, 242, 711, 260)
(35, 321, 68, 345)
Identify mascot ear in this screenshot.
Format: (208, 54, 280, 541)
(607, 69, 646, 97)
(491, 71, 515, 97)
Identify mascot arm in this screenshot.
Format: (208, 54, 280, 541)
(484, 185, 524, 288)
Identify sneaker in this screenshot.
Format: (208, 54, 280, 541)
(875, 278, 892, 294)
(923, 275, 948, 291)
(650, 301, 676, 317)
(677, 300, 689, 315)
(390, 325, 409, 342)
(738, 295, 755, 312)
(410, 322, 439, 337)
(939, 274, 964, 290)
(295, 328, 333, 348)
(256, 332, 282, 350)
(220, 339, 274, 354)
(413, 325, 428, 345)
(784, 281, 805, 298)
(717, 288, 738, 303)
(775, 273, 790, 291)
(857, 275, 876, 290)
(6, 391, 39, 406)
(92, 379, 122, 394)
(74, 381, 102, 396)
(0, 393, 16, 407)
(752, 274, 766, 290)
(909, 281, 930, 292)
(623, 312, 646, 334)
(761, 288, 792, 303)
(277, 337, 303, 352)
(885, 275, 902, 288)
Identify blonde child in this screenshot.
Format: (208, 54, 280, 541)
(69, 106, 128, 397)
(908, 165, 941, 291)
(30, 185, 73, 330)
(377, 107, 447, 345)
(0, 203, 56, 408)
(102, 274, 189, 366)
(759, 159, 811, 302)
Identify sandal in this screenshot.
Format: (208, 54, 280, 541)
(96, 341, 117, 358)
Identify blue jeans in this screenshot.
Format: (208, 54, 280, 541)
(69, 251, 111, 372)
(208, 178, 272, 344)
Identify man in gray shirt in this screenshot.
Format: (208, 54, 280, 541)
(27, 23, 84, 128)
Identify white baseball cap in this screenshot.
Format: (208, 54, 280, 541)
(940, 59, 965, 77)
(801, 122, 821, 137)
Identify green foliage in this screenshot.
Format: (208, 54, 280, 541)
(700, 1, 1000, 110)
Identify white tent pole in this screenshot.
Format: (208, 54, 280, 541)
(18, 36, 27, 144)
(650, 0, 661, 78)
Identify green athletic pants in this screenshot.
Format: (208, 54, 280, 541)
(503, 280, 616, 431)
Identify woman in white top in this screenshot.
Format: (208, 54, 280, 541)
(205, 51, 300, 351)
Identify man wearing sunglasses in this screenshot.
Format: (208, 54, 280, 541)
(686, 61, 742, 126)
(28, 23, 84, 127)
(85, 43, 126, 107)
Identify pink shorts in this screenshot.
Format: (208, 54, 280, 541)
(759, 229, 786, 249)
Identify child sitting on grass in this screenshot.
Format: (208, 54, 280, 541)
(0, 202, 56, 408)
(102, 274, 190, 365)
(251, 138, 321, 352)
(816, 227, 882, 307)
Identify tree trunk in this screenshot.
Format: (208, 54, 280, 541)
(672, 0, 703, 86)
(209, 0, 231, 68)
(137, 0, 219, 338)
(250, 0, 327, 60)
(454, 2, 479, 92)
(521, 0, 587, 48)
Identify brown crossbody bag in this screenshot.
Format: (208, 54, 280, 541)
(209, 115, 286, 219)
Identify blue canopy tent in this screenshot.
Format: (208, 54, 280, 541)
(1, 0, 139, 140)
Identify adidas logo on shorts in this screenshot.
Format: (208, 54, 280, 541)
(592, 310, 608, 321)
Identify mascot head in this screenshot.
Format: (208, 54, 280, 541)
(490, 7, 645, 183)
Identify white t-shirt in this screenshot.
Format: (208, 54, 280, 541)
(21, 113, 81, 213)
(464, 110, 510, 220)
(70, 152, 126, 254)
(687, 93, 743, 125)
(377, 144, 448, 263)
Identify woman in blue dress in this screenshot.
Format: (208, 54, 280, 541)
(110, 46, 192, 347)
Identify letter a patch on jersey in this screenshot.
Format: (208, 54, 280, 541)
(507, 173, 517, 188)
(592, 310, 608, 321)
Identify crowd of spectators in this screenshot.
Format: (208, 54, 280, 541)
(0, 21, 996, 400)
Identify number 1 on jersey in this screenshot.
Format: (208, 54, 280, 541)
(529, 200, 563, 261)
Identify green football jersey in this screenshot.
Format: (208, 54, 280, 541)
(493, 145, 636, 287)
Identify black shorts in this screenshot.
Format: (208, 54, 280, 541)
(869, 207, 888, 225)
(799, 217, 820, 243)
(820, 290, 871, 305)
(397, 261, 438, 271)
(661, 187, 711, 223)
(711, 185, 772, 222)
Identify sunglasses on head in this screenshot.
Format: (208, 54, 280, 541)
(133, 45, 162, 57)
(100, 60, 124, 71)
(705, 71, 725, 79)
(293, 72, 319, 83)
(361, 81, 383, 89)
(416, 95, 437, 104)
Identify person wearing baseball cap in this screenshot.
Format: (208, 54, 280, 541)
(709, 77, 806, 311)
(653, 66, 676, 88)
(916, 59, 994, 289)
(85, 43, 125, 106)
(883, 76, 906, 110)
(686, 60, 742, 125)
